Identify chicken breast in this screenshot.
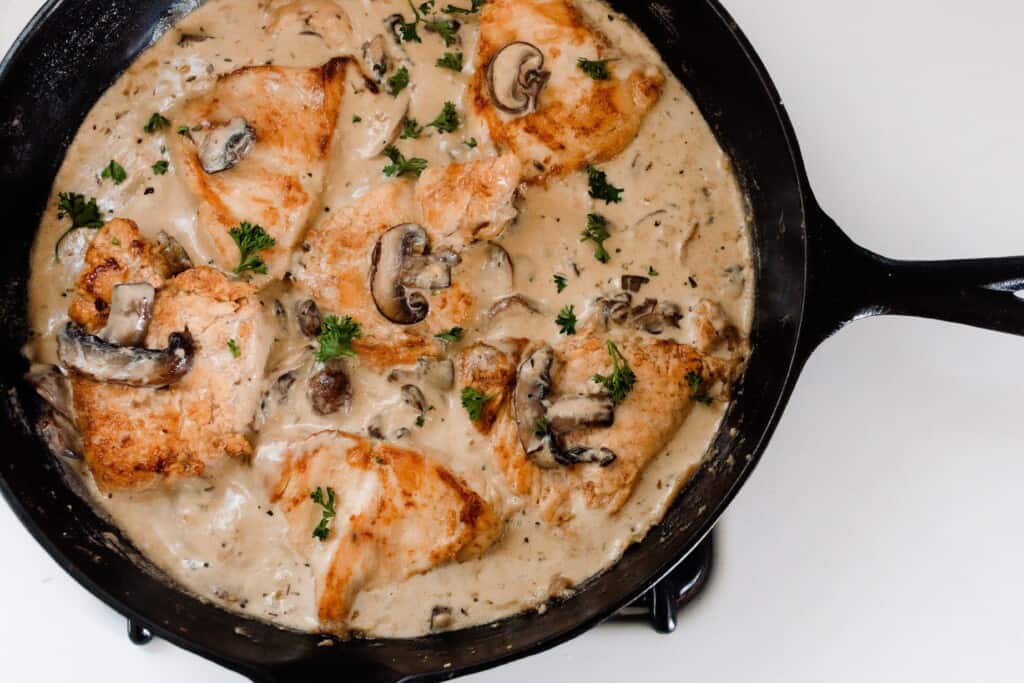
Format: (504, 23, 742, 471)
(271, 430, 502, 627)
(456, 341, 522, 435)
(470, 0, 664, 182)
(265, 0, 354, 51)
(170, 58, 350, 277)
(489, 334, 736, 522)
(71, 266, 274, 491)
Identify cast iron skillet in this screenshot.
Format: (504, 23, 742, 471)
(2, 1, 1022, 680)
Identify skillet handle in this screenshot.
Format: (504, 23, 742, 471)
(800, 206, 1024, 351)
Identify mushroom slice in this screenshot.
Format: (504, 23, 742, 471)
(296, 299, 323, 338)
(362, 34, 390, 82)
(513, 346, 561, 468)
(98, 283, 155, 347)
(546, 394, 614, 434)
(57, 322, 194, 388)
(487, 42, 550, 115)
(561, 445, 617, 467)
(400, 384, 428, 415)
(597, 291, 632, 328)
(487, 294, 540, 319)
(387, 358, 455, 390)
(620, 275, 649, 293)
(370, 223, 452, 325)
(156, 231, 193, 275)
(26, 365, 82, 460)
(197, 117, 255, 174)
(309, 359, 352, 415)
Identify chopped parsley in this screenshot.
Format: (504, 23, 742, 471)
(382, 145, 428, 177)
(463, 137, 477, 148)
(648, 265, 659, 277)
(144, 112, 171, 134)
(436, 51, 464, 71)
(310, 486, 337, 541)
(434, 327, 464, 343)
(534, 416, 551, 439)
(400, 117, 424, 139)
(685, 371, 713, 405)
(177, 124, 191, 136)
(555, 305, 577, 336)
(387, 66, 411, 96)
(415, 414, 426, 428)
(586, 165, 623, 203)
(100, 160, 127, 185)
(427, 101, 459, 133)
(419, 0, 436, 12)
(577, 57, 615, 80)
(592, 340, 635, 404)
(394, 1, 423, 43)
(461, 387, 491, 422)
(425, 17, 460, 47)
(54, 192, 104, 260)
(227, 339, 241, 358)
(443, 0, 485, 13)
(152, 160, 169, 175)
(111, 237, 121, 246)
(580, 213, 611, 264)
(553, 273, 568, 292)
(315, 315, 363, 362)
(352, 114, 362, 123)
(229, 221, 276, 274)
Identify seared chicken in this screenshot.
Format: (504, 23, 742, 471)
(272, 430, 502, 627)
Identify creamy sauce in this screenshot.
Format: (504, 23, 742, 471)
(25, 0, 752, 637)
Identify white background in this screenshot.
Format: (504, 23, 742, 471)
(3, 1, 1023, 681)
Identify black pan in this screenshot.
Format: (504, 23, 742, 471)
(1, 1, 1021, 680)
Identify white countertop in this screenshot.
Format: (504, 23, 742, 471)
(2, 1, 1023, 681)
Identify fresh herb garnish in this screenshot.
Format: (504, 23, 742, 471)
(395, 1, 423, 43)
(427, 101, 459, 133)
(685, 371, 713, 405)
(443, 0, 485, 13)
(553, 273, 568, 293)
(382, 145, 428, 177)
(144, 112, 171, 134)
(227, 339, 241, 358)
(400, 117, 424, 139)
(581, 213, 611, 263)
(586, 165, 623, 203)
(54, 192, 104, 260)
(387, 66, 411, 96)
(425, 17, 460, 47)
(648, 265, 659, 277)
(434, 327, 464, 343)
(229, 221, 276, 274)
(152, 160, 169, 175)
(415, 414, 426, 427)
(555, 305, 577, 335)
(534, 416, 551, 439)
(592, 340, 635, 404)
(461, 387, 491, 422)
(577, 57, 615, 80)
(111, 237, 121, 246)
(100, 160, 127, 185)
(463, 137, 477, 148)
(436, 51, 464, 71)
(315, 315, 363, 362)
(352, 114, 362, 123)
(310, 486, 337, 541)
(177, 124, 191, 136)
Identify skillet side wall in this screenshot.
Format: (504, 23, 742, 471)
(0, 1, 810, 680)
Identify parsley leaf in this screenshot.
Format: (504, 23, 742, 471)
(534, 416, 551, 439)
(419, 1, 436, 13)
(434, 327, 464, 343)
(443, 0, 485, 13)
(152, 160, 169, 175)
(464, 137, 477, 148)
(555, 305, 577, 335)
(581, 213, 611, 263)
(553, 273, 568, 292)
(100, 160, 127, 185)
(352, 114, 362, 123)
(315, 315, 363, 362)
(415, 414, 426, 427)
(592, 341, 635, 404)
(427, 101, 459, 133)
(400, 117, 424, 139)
(395, 1, 423, 43)
(425, 17, 460, 47)
(310, 486, 337, 541)
(227, 339, 241, 358)
(177, 124, 192, 136)
(577, 57, 615, 80)
(382, 145, 428, 177)
(229, 221, 276, 274)
(54, 192, 103, 261)
(387, 65, 411, 96)
(648, 265, 659, 277)
(144, 113, 171, 134)
(586, 165, 623, 203)
(461, 387, 491, 422)
(685, 371, 714, 405)
(436, 51, 464, 71)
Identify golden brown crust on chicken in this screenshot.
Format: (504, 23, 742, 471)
(272, 431, 502, 626)
(171, 59, 349, 277)
(491, 334, 736, 522)
(71, 266, 273, 491)
(68, 219, 175, 332)
(470, 0, 664, 182)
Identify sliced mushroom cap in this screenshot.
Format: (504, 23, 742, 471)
(99, 282, 155, 347)
(487, 294, 540, 319)
(156, 231, 193, 275)
(362, 34, 390, 82)
(400, 384, 428, 414)
(309, 359, 352, 415)
(546, 394, 614, 434)
(621, 275, 649, 293)
(197, 117, 255, 174)
(597, 291, 632, 328)
(513, 346, 560, 467)
(370, 223, 452, 325)
(560, 445, 617, 467)
(26, 365, 82, 460)
(58, 322, 194, 387)
(487, 42, 550, 115)
(296, 299, 323, 338)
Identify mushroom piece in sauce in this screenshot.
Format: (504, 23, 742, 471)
(26, 365, 83, 460)
(156, 231, 194, 275)
(296, 299, 323, 338)
(308, 359, 352, 415)
(57, 322, 194, 388)
(197, 117, 255, 174)
(362, 34, 390, 81)
(98, 282, 155, 347)
(370, 223, 453, 325)
(486, 42, 550, 115)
